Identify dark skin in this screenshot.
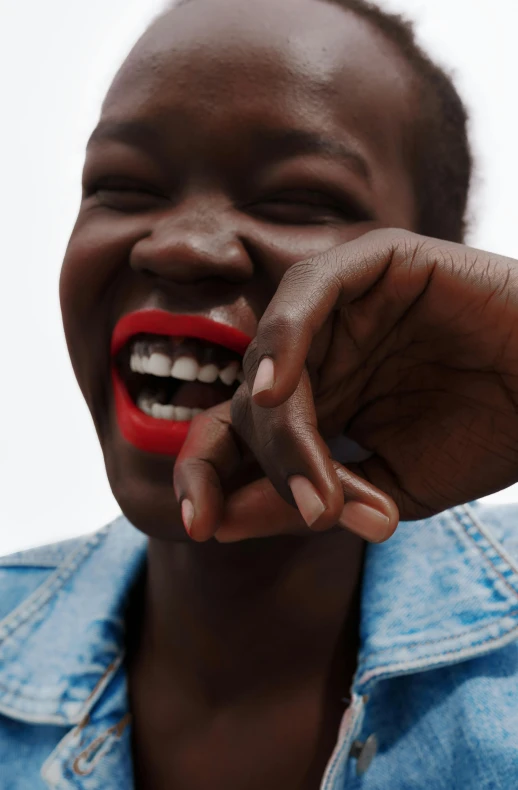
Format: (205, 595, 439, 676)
(59, 0, 518, 788)
(61, 2, 411, 786)
(63, 0, 412, 541)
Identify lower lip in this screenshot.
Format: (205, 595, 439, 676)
(112, 367, 191, 456)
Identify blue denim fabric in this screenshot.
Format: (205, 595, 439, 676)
(1, 501, 517, 789)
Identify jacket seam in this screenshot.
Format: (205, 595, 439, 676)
(320, 693, 364, 789)
(0, 655, 122, 702)
(370, 505, 518, 654)
(451, 506, 518, 600)
(361, 604, 518, 655)
(459, 503, 518, 583)
(359, 506, 518, 657)
(0, 528, 108, 646)
(0, 540, 85, 568)
(0, 559, 63, 568)
(358, 619, 518, 688)
(356, 504, 518, 687)
(360, 611, 518, 667)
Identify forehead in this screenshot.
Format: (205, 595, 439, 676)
(100, 0, 415, 197)
(107, 0, 413, 122)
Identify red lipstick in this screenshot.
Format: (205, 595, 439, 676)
(111, 310, 251, 456)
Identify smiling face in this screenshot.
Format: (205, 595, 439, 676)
(60, 0, 418, 538)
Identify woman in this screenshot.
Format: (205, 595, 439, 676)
(1, 0, 518, 788)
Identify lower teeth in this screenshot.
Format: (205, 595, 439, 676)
(137, 395, 204, 422)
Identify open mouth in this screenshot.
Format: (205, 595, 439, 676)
(111, 311, 251, 455)
(120, 335, 244, 419)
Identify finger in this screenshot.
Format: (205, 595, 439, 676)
(333, 461, 399, 541)
(173, 402, 243, 542)
(347, 454, 430, 522)
(232, 367, 399, 535)
(247, 229, 414, 408)
(214, 477, 309, 541)
(215, 463, 399, 543)
(231, 368, 346, 532)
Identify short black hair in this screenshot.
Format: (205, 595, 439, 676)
(321, 0, 472, 242)
(169, 0, 473, 242)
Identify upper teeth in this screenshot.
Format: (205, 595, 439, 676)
(130, 351, 242, 386)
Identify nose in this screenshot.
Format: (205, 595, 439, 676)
(130, 200, 253, 284)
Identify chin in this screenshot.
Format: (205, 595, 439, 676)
(103, 424, 188, 541)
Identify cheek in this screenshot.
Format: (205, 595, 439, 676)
(61, 213, 145, 304)
(60, 213, 150, 330)
(59, 213, 149, 393)
(253, 221, 382, 282)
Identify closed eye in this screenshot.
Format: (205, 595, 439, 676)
(84, 178, 169, 213)
(248, 190, 373, 225)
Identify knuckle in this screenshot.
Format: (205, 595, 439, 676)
(244, 307, 300, 373)
(363, 227, 417, 264)
(393, 231, 427, 264)
(372, 227, 416, 246)
(174, 455, 203, 481)
(282, 257, 318, 285)
(176, 456, 219, 490)
(190, 404, 231, 438)
(261, 307, 299, 340)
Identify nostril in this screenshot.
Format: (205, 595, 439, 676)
(129, 220, 253, 282)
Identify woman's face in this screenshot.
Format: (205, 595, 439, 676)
(60, 0, 418, 539)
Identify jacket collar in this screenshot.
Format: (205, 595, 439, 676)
(0, 517, 147, 726)
(1, 504, 518, 726)
(356, 503, 518, 693)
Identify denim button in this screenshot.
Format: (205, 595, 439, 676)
(350, 734, 378, 775)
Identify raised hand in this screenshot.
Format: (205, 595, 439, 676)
(174, 229, 518, 543)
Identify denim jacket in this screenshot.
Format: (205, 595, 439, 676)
(1, 501, 518, 789)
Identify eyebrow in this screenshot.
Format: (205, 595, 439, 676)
(87, 119, 161, 149)
(87, 120, 370, 182)
(256, 128, 371, 183)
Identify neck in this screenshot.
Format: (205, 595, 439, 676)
(126, 529, 364, 710)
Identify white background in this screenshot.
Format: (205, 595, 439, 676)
(1, 0, 517, 555)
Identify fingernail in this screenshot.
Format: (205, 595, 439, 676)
(288, 476, 327, 527)
(339, 501, 390, 542)
(181, 499, 195, 536)
(252, 357, 275, 396)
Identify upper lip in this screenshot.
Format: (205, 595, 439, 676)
(111, 309, 252, 357)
